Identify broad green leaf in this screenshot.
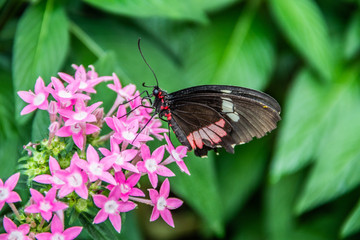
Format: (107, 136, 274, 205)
(184, 8, 276, 90)
(296, 69, 360, 213)
(197, 0, 242, 12)
(271, 70, 325, 182)
(341, 199, 360, 238)
(83, 0, 208, 24)
(270, 0, 334, 81)
(79, 212, 120, 240)
(169, 152, 224, 236)
(13, 1, 69, 123)
(344, 11, 360, 60)
(217, 138, 268, 222)
(32, 109, 50, 141)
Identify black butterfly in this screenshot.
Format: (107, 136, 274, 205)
(138, 40, 281, 157)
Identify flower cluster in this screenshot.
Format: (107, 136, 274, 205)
(0, 65, 189, 238)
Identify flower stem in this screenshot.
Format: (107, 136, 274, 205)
(8, 203, 21, 221)
(128, 196, 153, 206)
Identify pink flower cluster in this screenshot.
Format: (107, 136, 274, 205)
(3, 64, 190, 237)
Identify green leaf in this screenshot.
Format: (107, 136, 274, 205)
(13, 0, 69, 122)
(169, 152, 224, 236)
(344, 11, 360, 60)
(79, 212, 119, 240)
(341, 199, 360, 238)
(31, 109, 50, 141)
(83, 0, 208, 24)
(184, 6, 276, 90)
(270, 0, 334, 81)
(217, 138, 268, 222)
(197, 0, 243, 12)
(296, 69, 360, 213)
(270, 69, 326, 182)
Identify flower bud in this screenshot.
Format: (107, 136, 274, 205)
(48, 101, 58, 122)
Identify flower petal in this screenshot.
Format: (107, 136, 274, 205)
(4, 173, 20, 191)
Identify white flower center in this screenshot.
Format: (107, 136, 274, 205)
(115, 154, 124, 165)
(58, 90, 72, 99)
(70, 124, 82, 134)
(122, 131, 135, 141)
(0, 187, 9, 201)
(73, 111, 88, 121)
(104, 200, 118, 214)
(120, 183, 130, 194)
(39, 200, 51, 212)
(51, 233, 65, 240)
(157, 196, 167, 211)
(79, 81, 88, 90)
(33, 93, 46, 106)
(171, 149, 182, 162)
(89, 163, 103, 176)
(68, 173, 83, 188)
(145, 159, 157, 173)
(8, 230, 24, 240)
(53, 176, 65, 186)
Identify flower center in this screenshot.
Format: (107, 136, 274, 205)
(8, 230, 24, 240)
(73, 111, 88, 121)
(33, 93, 46, 106)
(157, 196, 167, 211)
(104, 200, 118, 214)
(120, 183, 130, 194)
(171, 150, 182, 162)
(52, 175, 65, 186)
(39, 200, 52, 212)
(79, 81, 88, 90)
(0, 187, 9, 201)
(145, 159, 157, 173)
(89, 163, 103, 176)
(70, 124, 82, 134)
(51, 233, 65, 240)
(115, 154, 124, 165)
(122, 131, 135, 141)
(58, 90, 72, 99)
(68, 173, 83, 188)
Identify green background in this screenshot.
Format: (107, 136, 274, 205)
(1, 0, 360, 239)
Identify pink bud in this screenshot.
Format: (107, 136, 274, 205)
(48, 101, 58, 122)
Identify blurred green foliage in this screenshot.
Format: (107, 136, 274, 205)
(1, 0, 360, 239)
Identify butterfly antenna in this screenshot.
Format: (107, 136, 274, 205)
(138, 38, 159, 88)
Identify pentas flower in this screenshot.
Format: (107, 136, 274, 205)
(0, 172, 21, 211)
(59, 100, 102, 127)
(24, 188, 68, 222)
(107, 73, 136, 103)
(93, 186, 136, 233)
(144, 118, 168, 141)
(149, 178, 183, 228)
(137, 144, 175, 188)
(128, 90, 152, 120)
(108, 172, 144, 202)
(110, 117, 153, 148)
(17, 77, 51, 115)
(35, 215, 82, 240)
(74, 145, 116, 185)
(33, 156, 65, 189)
(49, 77, 90, 108)
(56, 154, 89, 199)
(0, 216, 31, 240)
(99, 138, 139, 173)
(163, 134, 190, 175)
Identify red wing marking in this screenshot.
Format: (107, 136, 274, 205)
(203, 127, 221, 143)
(193, 131, 203, 149)
(186, 133, 196, 149)
(208, 123, 227, 137)
(215, 119, 226, 127)
(199, 129, 214, 145)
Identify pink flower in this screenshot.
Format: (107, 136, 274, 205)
(108, 172, 144, 202)
(93, 186, 136, 233)
(137, 145, 175, 188)
(56, 122, 99, 150)
(57, 154, 89, 199)
(149, 178, 183, 228)
(163, 134, 190, 175)
(35, 215, 82, 240)
(110, 117, 153, 148)
(59, 100, 102, 126)
(0, 216, 30, 240)
(107, 73, 136, 103)
(33, 157, 65, 189)
(25, 188, 68, 222)
(17, 77, 51, 115)
(0, 173, 21, 211)
(99, 138, 139, 173)
(144, 118, 168, 140)
(74, 145, 116, 185)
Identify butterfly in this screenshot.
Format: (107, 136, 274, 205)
(138, 40, 281, 157)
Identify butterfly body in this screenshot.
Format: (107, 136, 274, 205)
(152, 85, 281, 157)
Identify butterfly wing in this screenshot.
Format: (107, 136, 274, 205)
(165, 85, 281, 157)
